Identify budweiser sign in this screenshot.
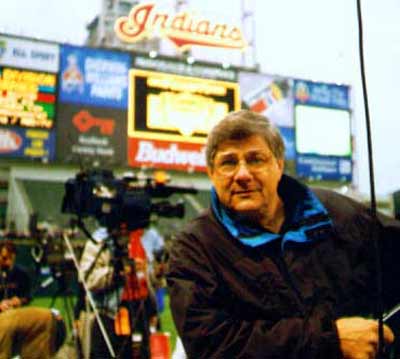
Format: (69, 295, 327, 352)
(115, 2, 247, 51)
(129, 139, 207, 172)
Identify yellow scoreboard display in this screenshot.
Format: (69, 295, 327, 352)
(128, 69, 240, 144)
(0, 67, 56, 129)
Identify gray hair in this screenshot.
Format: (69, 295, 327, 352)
(206, 110, 285, 168)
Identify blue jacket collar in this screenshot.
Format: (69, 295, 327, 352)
(211, 175, 333, 248)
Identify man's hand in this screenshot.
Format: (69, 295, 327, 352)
(0, 299, 11, 312)
(336, 317, 394, 359)
(0, 297, 21, 312)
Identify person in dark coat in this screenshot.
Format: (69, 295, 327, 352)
(167, 109, 400, 359)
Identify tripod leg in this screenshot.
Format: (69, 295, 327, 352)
(63, 295, 73, 332)
(50, 293, 57, 308)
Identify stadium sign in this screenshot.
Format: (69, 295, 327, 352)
(115, 2, 247, 51)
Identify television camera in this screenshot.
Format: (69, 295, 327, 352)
(61, 169, 197, 232)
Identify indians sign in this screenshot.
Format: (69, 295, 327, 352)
(115, 2, 247, 51)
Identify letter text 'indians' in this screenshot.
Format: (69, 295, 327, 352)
(114, 2, 247, 51)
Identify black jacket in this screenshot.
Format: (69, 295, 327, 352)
(167, 186, 400, 358)
(0, 265, 31, 303)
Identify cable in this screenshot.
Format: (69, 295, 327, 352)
(355, 0, 385, 357)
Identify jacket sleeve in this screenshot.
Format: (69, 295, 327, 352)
(167, 232, 341, 359)
(378, 212, 400, 322)
(319, 188, 400, 315)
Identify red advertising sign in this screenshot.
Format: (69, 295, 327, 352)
(128, 138, 206, 172)
(72, 110, 115, 136)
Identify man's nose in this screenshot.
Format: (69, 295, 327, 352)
(234, 161, 253, 180)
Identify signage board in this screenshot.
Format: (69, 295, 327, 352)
(128, 69, 239, 144)
(0, 35, 59, 73)
(294, 79, 349, 110)
(296, 154, 352, 182)
(56, 103, 127, 166)
(128, 138, 206, 172)
(115, 2, 247, 51)
(239, 71, 294, 127)
(295, 105, 351, 157)
(293, 80, 352, 181)
(133, 55, 236, 82)
(294, 88, 352, 181)
(0, 66, 57, 129)
(59, 45, 131, 109)
(0, 127, 55, 160)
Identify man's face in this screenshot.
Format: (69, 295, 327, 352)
(208, 134, 284, 219)
(0, 247, 15, 270)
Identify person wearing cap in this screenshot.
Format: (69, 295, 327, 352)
(0, 240, 66, 358)
(167, 110, 400, 358)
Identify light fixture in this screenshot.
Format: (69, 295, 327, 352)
(186, 56, 195, 64)
(149, 50, 158, 58)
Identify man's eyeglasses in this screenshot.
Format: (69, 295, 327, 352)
(213, 153, 274, 176)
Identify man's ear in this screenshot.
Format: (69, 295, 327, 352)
(277, 159, 285, 173)
(207, 166, 214, 178)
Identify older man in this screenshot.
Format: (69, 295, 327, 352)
(167, 110, 400, 358)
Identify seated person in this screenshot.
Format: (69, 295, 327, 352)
(0, 240, 66, 358)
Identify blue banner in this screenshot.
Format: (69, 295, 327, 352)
(278, 126, 295, 161)
(296, 154, 352, 182)
(59, 45, 131, 109)
(293, 79, 349, 109)
(0, 127, 55, 160)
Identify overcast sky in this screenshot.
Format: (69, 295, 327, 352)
(0, 0, 399, 197)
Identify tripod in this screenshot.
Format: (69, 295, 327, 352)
(44, 262, 85, 358)
(49, 267, 74, 329)
(63, 230, 116, 358)
(74, 225, 155, 359)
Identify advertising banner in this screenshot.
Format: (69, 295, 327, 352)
(0, 127, 55, 160)
(293, 81, 352, 182)
(0, 66, 57, 129)
(239, 71, 294, 128)
(128, 138, 206, 172)
(56, 103, 127, 166)
(133, 55, 237, 82)
(128, 69, 239, 145)
(293, 79, 349, 110)
(296, 154, 352, 182)
(59, 45, 131, 109)
(0, 35, 59, 73)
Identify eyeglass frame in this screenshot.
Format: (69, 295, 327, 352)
(212, 150, 276, 177)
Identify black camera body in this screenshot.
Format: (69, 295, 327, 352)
(61, 169, 196, 231)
